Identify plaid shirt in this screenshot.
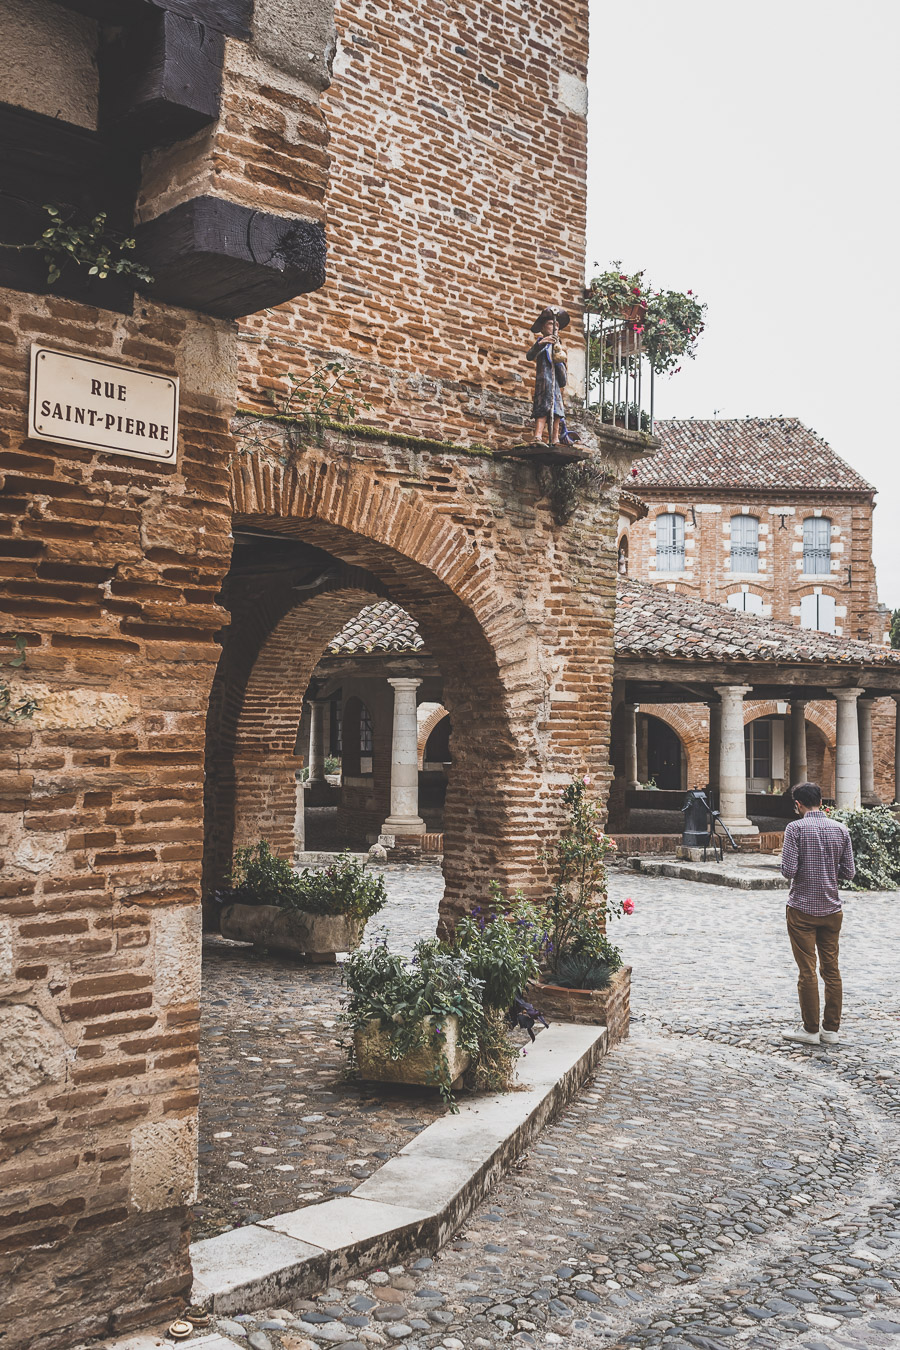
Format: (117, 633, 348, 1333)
(781, 809, 855, 915)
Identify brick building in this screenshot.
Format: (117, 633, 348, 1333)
(616, 418, 898, 806)
(0, 0, 651, 1344)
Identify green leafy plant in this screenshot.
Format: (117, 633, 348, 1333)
(0, 636, 38, 725)
(585, 261, 706, 381)
(342, 938, 485, 1108)
(10, 205, 154, 287)
(227, 840, 301, 907)
(292, 852, 387, 923)
(890, 607, 900, 650)
(226, 841, 387, 923)
(452, 891, 540, 1010)
(823, 805, 900, 891)
(267, 359, 372, 427)
(599, 400, 651, 433)
(299, 754, 341, 781)
(537, 776, 626, 987)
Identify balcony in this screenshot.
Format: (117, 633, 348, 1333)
(582, 308, 655, 434)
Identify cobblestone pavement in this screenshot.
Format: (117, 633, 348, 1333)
(205, 867, 900, 1350)
(194, 864, 444, 1239)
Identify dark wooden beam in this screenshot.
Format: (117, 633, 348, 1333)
(137, 196, 327, 319)
(102, 9, 223, 150)
(51, 0, 253, 40)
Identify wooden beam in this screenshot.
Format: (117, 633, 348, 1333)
(51, 0, 253, 40)
(137, 196, 327, 319)
(102, 9, 224, 150)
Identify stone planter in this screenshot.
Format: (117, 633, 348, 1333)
(354, 1015, 470, 1087)
(525, 965, 631, 1044)
(219, 902, 361, 963)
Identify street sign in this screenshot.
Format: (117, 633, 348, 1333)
(29, 345, 179, 465)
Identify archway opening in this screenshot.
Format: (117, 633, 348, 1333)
(645, 713, 684, 790)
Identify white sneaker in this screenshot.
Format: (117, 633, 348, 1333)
(781, 1026, 821, 1046)
(819, 1029, 840, 1044)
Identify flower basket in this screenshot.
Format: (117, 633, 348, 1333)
(220, 902, 362, 962)
(354, 1015, 470, 1087)
(609, 302, 645, 324)
(525, 966, 631, 1043)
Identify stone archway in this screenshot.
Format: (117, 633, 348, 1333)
(205, 438, 624, 927)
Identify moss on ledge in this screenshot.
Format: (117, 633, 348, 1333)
(234, 409, 495, 457)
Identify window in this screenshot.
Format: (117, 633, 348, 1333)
(730, 514, 759, 572)
(342, 697, 374, 775)
(727, 590, 763, 615)
(744, 717, 785, 790)
(800, 591, 837, 633)
(803, 516, 832, 574)
(655, 513, 684, 572)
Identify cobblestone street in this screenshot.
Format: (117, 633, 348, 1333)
(203, 865, 900, 1350)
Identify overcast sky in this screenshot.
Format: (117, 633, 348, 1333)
(586, 0, 900, 611)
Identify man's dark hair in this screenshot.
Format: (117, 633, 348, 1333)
(791, 781, 822, 808)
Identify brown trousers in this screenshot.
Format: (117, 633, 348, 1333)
(786, 905, 843, 1033)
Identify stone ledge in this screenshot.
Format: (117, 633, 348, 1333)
(628, 856, 789, 890)
(186, 1021, 608, 1313)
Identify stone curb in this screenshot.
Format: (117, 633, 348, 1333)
(628, 856, 788, 889)
(189, 1021, 608, 1314)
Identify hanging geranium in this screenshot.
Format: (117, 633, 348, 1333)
(584, 262, 706, 376)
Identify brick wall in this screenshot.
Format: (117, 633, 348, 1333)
(237, 0, 590, 445)
(0, 291, 236, 1347)
(207, 419, 637, 929)
(623, 490, 881, 642)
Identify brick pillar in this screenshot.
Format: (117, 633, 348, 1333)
(895, 697, 900, 805)
(829, 687, 863, 808)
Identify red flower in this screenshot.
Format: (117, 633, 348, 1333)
(687, 289, 693, 295)
(623, 898, 635, 915)
(631, 467, 638, 477)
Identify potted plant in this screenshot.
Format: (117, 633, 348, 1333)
(342, 940, 486, 1107)
(218, 842, 387, 961)
(522, 777, 634, 1042)
(584, 262, 706, 384)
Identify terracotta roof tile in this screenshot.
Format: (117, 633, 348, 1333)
(615, 578, 899, 668)
(635, 418, 874, 493)
(328, 601, 424, 654)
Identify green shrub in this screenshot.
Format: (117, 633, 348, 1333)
(451, 895, 540, 1010)
(342, 939, 485, 1107)
(293, 852, 387, 923)
(228, 840, 300, 907)
(825, 805, 900, 891)
(227, 841, 387, 922)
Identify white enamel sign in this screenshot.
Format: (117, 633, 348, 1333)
(29, 345, 179, 464)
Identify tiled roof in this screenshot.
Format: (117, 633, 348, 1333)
(634, 418, 874, 493)
(615, 578, 900, 668)
(328, 586, 898, 673)
(327, 601, 424, 654)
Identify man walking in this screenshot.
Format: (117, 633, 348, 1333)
(780, 781, 855, 1046)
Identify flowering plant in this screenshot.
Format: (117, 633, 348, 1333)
(585, 262, 706, 379)
(531, 776, 631, 988)
(225, 841, 386, 922)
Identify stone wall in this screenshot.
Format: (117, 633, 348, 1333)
(236, 0, 590, 444)
(0, 290, 236, 1348)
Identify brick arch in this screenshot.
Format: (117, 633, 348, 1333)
(205, 585, 383, 894)
(636, 703, 706, 787)
(221, 448, 579, 927)
(417, 703, 450, 769)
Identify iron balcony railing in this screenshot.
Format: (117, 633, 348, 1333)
(583, 310, 654, 434)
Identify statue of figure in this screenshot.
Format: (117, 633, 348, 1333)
(526, 305, 570, 444)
